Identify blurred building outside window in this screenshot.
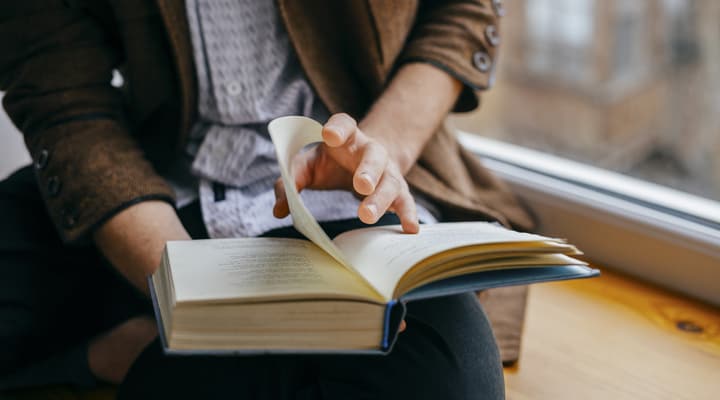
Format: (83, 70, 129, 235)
(526, 0, 595, 83)
(451, 0, 720, 203)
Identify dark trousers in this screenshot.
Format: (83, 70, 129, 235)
(0, 166, 505, 399)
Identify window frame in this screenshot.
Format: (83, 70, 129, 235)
(457, 131, 720, 306)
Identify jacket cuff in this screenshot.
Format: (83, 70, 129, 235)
(26, 119, 176, 243)
(397, 0, 503, 113)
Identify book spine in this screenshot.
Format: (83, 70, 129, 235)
(148, 275, 171, 352)
(381, 300, 397, 350)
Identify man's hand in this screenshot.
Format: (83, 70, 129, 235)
(272, 63, 462, 234)
(273, 113, 420, 234)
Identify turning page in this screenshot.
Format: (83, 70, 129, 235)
(268, 116, 380, 297)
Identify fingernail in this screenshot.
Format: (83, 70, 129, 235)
(366, 204, 377, 218)
(326, 124, 344, 137)
(360, 172, 374, 187)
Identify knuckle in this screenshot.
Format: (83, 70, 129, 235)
(395, 189, 415, 209)
(383, 173, 403, 191)
(346, 140, 361, 154)
(396, 194, 412, 209)
(363, 142, 386, 164)
(370, 141, 388, 159)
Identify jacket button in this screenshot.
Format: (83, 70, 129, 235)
(491, 0, 506, 17)
(473, 51, 492, 72)
(485, 25, 500, 47)
(61, 208, 78, 229)
(35, 149, 50, 170)
(47, 176, 62, 197)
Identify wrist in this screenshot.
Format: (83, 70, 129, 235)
(358, 63, 463, 175)
(94, 200, 190, 294)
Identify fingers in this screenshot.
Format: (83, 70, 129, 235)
(272, 178, 289, 218)
(274, 147, 353, 219)
(399, 319, 407, 333)
(358, 172, 400, 224)
(323, 114, 385, 194)
(322, 113, 358, 147)
(274, 149, 319, 219)
(391, 189, 420, 234)
(295, 113, 420, 233)
(353, 141, 388, 196)
(290, 149, 316, 193)
(359, 167, 419, 233)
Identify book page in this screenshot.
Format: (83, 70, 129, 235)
(268, 117, 350, 266)
(268, 116, 381, 298)
(167, 238, 383, 304)
(332, 222, 568, 299)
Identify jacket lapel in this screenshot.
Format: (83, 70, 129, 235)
(155, 0, 197, 146)
(276, 0, 377, 117)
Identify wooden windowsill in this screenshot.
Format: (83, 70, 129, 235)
(504, 267, 720, 400)
(5, 268, 718, 399)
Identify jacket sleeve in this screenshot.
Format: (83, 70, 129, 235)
(398, 0, 503, 112)
(0, 3, 175, 243)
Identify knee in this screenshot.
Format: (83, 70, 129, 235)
(398, 294, 505, 399)
(398, 347, 505, 400)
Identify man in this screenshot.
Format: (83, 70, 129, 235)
(0, 0, 532, 398)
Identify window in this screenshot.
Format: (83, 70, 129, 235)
(452, 0, 720, 304)
(455, 0, 720, 203)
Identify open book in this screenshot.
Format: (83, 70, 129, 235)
(150, 116, 599, 354)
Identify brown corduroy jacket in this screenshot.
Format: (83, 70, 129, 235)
(0, 0, 533, 243)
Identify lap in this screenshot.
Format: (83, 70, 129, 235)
(0, 167, 148, 388)
(1, 167, 504, 398)
(313, 293, 504, 399)
(119, 293, 503, 400)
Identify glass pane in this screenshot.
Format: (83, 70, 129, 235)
(452, 0, 720, 202)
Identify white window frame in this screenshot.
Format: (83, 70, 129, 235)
(458, 131, 720, 306)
